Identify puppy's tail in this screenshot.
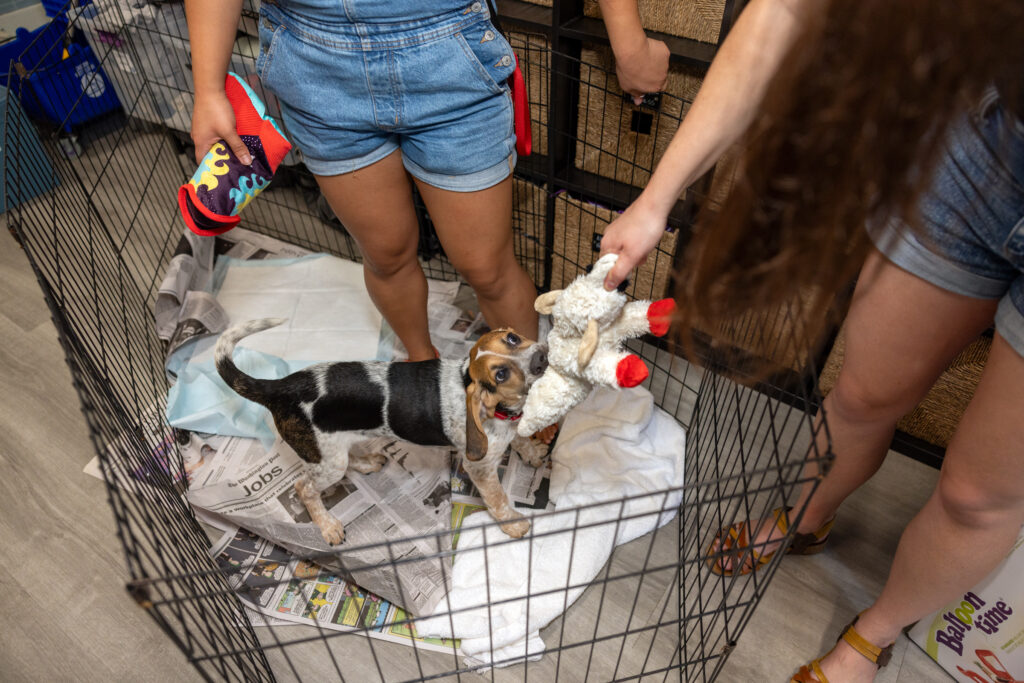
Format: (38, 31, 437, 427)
(214, 317, 287, 405)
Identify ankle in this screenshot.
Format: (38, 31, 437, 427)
(793, 505, 837, 534)
(851, 607, 901, 650)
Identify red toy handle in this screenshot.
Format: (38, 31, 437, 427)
(510, 55, 531, 157)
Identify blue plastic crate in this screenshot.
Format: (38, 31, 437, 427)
(0, 19, 67, 83)
(22, 42, 120, 131)
(0, 13, 117, 132)
(1, 18, 68, 121)
(42, 0, 92, 18)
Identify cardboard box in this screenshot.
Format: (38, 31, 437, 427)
(908, 528, 1024, 683)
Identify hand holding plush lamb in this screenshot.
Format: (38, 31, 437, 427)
(517, 254, 676, 436)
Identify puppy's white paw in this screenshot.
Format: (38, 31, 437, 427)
(352, 452, 387, 474)
(513, 436, 551, 469)
(319, 517, 345, 545)
(522, 449, 549, 469)
(500, 517, 531, 538)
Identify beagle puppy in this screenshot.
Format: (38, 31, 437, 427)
(214, 319, 549, 544)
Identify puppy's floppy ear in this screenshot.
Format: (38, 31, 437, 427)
(534, 290, 562, 315)
(465, 383, 492, 462)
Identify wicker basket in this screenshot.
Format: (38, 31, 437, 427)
(699, 291, 826, 375)
(575, 46, 702, 190)
(549, 191, 678, 300)
(583, 0, 726, 44)
(513, 177, 549, 286)
(705, 145, 742, 210)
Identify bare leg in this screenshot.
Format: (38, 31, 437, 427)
(315, 151, 435, 361)
(415, 177, 539, 339)
(815, 332, 1024, 682)
(296, 476, 345, 545)
(463, 458, 531, 538)
(718, 249, 997, 569)
(794, 250, 998, 524)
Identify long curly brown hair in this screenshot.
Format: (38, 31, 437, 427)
(675, 0, 1024, 374)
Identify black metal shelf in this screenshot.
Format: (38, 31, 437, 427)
(559, 16, 717, 70)
(494, 0, 555, 35)
(497, 0, 719, 69)
(516, 152, 693, 229)
(891, 432, 946, 470)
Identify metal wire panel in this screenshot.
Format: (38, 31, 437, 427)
(3, 3, 831, 681)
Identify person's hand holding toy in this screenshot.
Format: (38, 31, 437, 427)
(517, 254, 676, 436)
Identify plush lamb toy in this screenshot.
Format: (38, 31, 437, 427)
(517, 253, 676, 436)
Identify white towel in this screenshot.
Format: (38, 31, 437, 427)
(418, 386, 686, 668)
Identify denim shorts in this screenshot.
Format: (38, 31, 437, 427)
(256, 0, 517, 191)
(869, 88, 1024, 357)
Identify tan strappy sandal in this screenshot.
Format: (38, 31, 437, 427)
(707, 506, 835, 577)
(791, 614, 894, 683)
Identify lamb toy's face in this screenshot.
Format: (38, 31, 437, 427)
(533, 254, 631, 372)
(544, 254, 627, 332)
(553, 278, 626, 331)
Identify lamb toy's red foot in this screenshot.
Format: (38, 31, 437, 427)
(647, 299, 676, 337)
(616, 354, 649, 387)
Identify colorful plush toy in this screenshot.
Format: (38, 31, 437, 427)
(178, 72, 292, 236)
(517, 253, 676, 436)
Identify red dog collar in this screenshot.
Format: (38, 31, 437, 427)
(493, 409, 522, 421)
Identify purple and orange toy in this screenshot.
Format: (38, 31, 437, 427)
(178, 73, 292, 236)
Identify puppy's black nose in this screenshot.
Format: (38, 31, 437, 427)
(530, 347, 548, 375)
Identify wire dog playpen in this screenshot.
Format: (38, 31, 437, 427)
(4, 1, 834, 680)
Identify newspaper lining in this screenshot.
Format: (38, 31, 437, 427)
(86, 402, 552, 647)
(205, 436, 552, 651)
(159, 227, 486, 364)
(156, 230, 215, 345)
(210, 526, 459, 653)
(186, 433, 454, 616)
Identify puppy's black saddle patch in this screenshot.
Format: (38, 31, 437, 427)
(311, 363, 385, 432)
(386, 360, 450, 446)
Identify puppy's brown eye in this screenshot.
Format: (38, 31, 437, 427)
(494, 366, 510, 383)
(505, 333, 520, 346)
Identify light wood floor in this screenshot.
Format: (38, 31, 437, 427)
(0, 224, 950, 681)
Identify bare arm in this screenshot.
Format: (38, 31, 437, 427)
(600, 0, 813, 289)
(184, 0, 251, 164)
(598, 0, 669, 103)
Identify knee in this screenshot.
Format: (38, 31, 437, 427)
(935, 468, 1024, 530)
(460, 259, 516, 301)
(828, 369, 919, 425)
(361, 242, 418, 279)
